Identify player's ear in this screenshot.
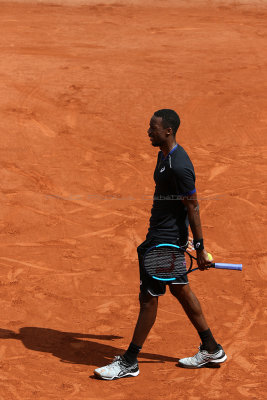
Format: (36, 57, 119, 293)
(166, 127, 173, 136)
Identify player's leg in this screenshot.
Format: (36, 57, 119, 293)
(123, 238, 166, 363)
(169, 283, 227, 368)
(94, 292, 158, 380)
(126, 291, 158, 351)
(124, 239, 165, 348)
(131, 292, 159, 347)
(94, 239, 162, 380)
(169, 283, 210, 336)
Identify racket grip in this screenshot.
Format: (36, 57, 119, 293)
(213, 263, 242, 271)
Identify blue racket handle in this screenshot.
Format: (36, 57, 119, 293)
(213, 263, 242, 271)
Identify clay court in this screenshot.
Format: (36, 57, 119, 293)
(0, 0, 266, 398)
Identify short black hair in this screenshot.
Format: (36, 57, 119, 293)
(154, 109, 180, 135)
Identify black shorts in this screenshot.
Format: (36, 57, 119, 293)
(137, 235, 189, 297)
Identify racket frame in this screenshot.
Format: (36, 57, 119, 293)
(143, 243, 194, 282)
(143, 243, 242, 282)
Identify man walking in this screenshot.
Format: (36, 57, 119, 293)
(94, 109, 227, 380)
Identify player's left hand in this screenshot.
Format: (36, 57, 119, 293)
(196, 249, 213, 270)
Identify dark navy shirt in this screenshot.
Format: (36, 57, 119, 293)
(147, 144, 196, 240)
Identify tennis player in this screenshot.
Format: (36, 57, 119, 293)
(94, 109, 227, 380)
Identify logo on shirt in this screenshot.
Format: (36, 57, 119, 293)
(160, 166, 165, 173)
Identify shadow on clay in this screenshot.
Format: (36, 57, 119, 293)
(0, 327, 179, 367)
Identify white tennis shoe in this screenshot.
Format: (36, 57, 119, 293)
(94, 355, 139, 380)
(178, 344, 227, 368)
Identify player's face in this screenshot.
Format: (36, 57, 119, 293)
(147, 116, 169, 147)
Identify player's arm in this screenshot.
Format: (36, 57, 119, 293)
(181, 192, 212, 270)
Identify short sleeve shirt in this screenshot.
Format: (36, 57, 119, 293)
(147, 144, 196, 240)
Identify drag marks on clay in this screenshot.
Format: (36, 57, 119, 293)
(66, 207, 87, 215)
(157, 307, 186, 318)
(49, 191, 133, 219)
(6, 80, 87, 146)
(75, 224, 122, 239)
(234, 355, 257, 374)
(237, 383, 263, 398)
(148, 27, 200, 34)
(2, 45, 91, 62)
(2, 162, 54, 192)
(26, 118, 57, 138)
(200, 184, 267, 199)
(121, 161, 143, 178)
(232, 196, 257, 209)
(95, 301, 121, 315)
(226, 303, 261, 355)
(0, 257, 56, 272)
(196, 300, 262, 396)
(0, 257, 93, 277)
(208, 164, 228, 181)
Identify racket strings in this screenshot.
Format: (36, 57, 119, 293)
(144, 247, 188, 279)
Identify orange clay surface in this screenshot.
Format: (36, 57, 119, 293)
(0, 1, 266, 398)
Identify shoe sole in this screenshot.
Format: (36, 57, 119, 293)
(94, 369, 140, 380)
(178, 354, 227, 369)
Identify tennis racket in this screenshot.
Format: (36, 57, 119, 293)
(143, 243, 242, 282)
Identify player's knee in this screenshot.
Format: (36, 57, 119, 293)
(139, 292, 158, 309)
